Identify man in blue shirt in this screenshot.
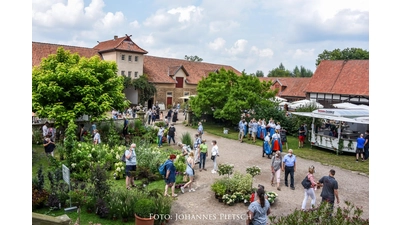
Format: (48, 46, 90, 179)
(356, 134, 365, 162)
(282, 149, 296, 190)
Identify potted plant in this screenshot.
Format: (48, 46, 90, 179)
(211, 181, 226, 199)
(134, 198, 156, 225)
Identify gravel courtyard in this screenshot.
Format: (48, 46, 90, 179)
(163, 113, 369, 225)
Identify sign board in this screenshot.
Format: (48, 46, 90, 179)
(62, 164, 70, 185)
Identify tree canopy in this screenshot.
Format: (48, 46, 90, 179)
(184, 55, 203, 62)
(189, 68, 277, 124)
(124, 74, 157, 106)
(32, 47, 130, 127)
(267, 63, 292, 77)
(315, 48, 369, 66)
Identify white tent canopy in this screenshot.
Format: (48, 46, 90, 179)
(289, 100, 323, 109)
(291, 108, 369, 125)
(333, 102, 369, 110)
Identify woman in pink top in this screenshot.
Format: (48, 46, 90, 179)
(301, 165, 318, 210)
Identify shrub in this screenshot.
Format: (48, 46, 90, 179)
(134, 198, 156, 218)
(180, 131, 193, 147)
(269, 201, 368, 225)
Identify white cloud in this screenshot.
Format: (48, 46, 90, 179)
(167, 5, 203, 23)
(129, 20, 140, 28)
(251, 46, 274, 58)
(208, 38, 226, 50)
(84, 0, 105, 20)
(94, 11, 125, 30)
(143, 9, 173, 27)
(209, 20, 240, 33)
(226, 39, 248, 56)
(291, 48, 315, 59)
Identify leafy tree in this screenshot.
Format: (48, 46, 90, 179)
(190, 68, 277, 124)
(315, 48, 369, 66)
(184, 55, 203, 62)
(255, 70, 264, 77)
(267, 63, 292, 77)
(124, 74, 157, 106)
(292, 66, 313, 77)
(32, 47, 130, 127)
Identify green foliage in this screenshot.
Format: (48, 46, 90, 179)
(32, 47, 130, 128)
(134, 198, 156, 218)
(269, 201, 368, 225)
(32, 128, 43, 144)
(98, 119, 122, 147)
(217, 163, 234, 177)
(180, 131, 193, 147)
(191, 68, 277, 124)
(124, 74, 157, 106)
(90, 164, 111, 199)
(184, 55, 203, 62)
(315, 47, 369, 66)
(292, 66, 313, 77)
(64, 120, 78, 165)
(32, 165, 49, 209)
(267, 63, 292, 77)
(211, 180, 227, 196)
(249, 70, 264, 77)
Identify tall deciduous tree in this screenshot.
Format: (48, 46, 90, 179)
(267, 63, 292, 77)
(315, 48, 369, 66)
(190, 68, 277, 124)
(184, 55, 203, 62)
(32, 47, 130, 127)
(292, 66, 313, 77)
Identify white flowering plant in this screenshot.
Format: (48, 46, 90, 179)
(218, 163, 234, 177)
(246, 165, 261, 178)
(266, 191, 278, 204)
(113, 161, 125, 179)
(222, 194, 236, 205)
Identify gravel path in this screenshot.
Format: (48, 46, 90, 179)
(164, 113, 369, 225)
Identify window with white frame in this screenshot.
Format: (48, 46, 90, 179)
(134, 71, 138, 77)
(128, 55, 132, 61)
(128, 71, 132, 78)
(121, 70, 125, 76)
(135, 56, 138, 62)
(121, 54, 125, 60)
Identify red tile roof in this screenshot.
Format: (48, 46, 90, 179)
(305, 60, 369, 96)
(32, 42, 100, 67)
(276, 77, 311, 97)
(259, 77, 311, 98)
(143, 55, 241, 84)
(93, 35, 148, 54)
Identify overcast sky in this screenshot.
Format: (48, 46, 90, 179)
(32, 0, 369, 75)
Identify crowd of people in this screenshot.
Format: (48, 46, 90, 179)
(39, 105, 349, 224)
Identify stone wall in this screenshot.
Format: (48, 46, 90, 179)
(32, 213, 71, 225)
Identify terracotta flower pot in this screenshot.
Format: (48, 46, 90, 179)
(135, 213, 155, 225)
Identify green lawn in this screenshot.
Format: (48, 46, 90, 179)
(195, 122, 369, 175)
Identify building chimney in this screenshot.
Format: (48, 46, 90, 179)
(114, 35, 118, 40)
